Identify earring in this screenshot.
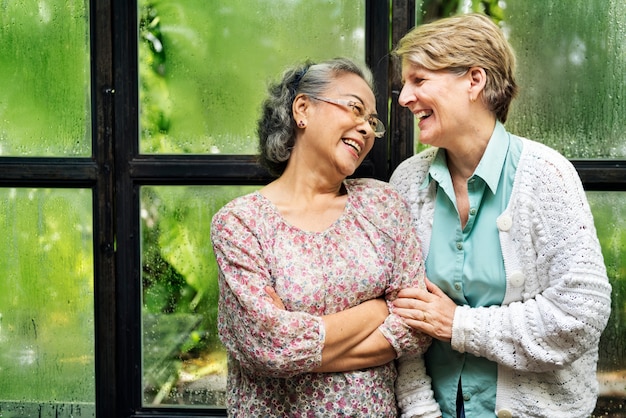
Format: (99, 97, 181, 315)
(298, 120, 306, 128)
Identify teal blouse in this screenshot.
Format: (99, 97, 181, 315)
(423, 122, 522, 417)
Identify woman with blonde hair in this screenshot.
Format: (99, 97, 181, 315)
(390, 13, 611, 418)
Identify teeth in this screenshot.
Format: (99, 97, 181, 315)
(342, 139, 362, 155)
(415, 110, 433, 120)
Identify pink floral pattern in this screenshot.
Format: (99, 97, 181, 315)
(211, 178, 430, 417)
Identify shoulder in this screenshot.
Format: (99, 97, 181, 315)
(389, 147, 437, 190)
(394, 147, 438, 173)
(345, 178, 413, 226)
(516, 138, 582, 192)
(346, 178, 405, 206)
(211, 191, 265, 230)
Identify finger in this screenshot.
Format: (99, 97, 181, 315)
(392, 297, 422, 310)
(264, 285, 286, 310)
(264, 285, 278, 298)
(393, 306, 424, 321)
(398, 315, 435, 337)
(424, 277, 445, 296)
(397, 287, 427, 300)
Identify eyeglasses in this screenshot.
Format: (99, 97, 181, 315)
(309, 95, 386, 138)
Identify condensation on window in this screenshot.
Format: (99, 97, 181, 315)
(138, 0, 366, 155)
(140, 185, 257, 407)
(0, 2, 91, 157)
(588, 191, 626, 416)
(505, 0, 626, 159)
(0, 188, 95, 414)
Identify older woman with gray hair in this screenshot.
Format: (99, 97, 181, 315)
(390, 13, 611, 418)
(211, 57, 440, 417)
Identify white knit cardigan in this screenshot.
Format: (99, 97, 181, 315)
(390, 137, 612, 418)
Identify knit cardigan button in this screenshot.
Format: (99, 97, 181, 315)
(497, 409, 513, 418)
(509, 270, 525, 287)
(496, 214, 513, 231)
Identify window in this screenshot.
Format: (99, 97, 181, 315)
(0, 1, 95, 416)
(0, 1, 623, 417)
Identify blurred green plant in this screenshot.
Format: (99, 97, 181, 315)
(0, 189, 94, 401)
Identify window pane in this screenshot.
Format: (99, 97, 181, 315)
(505, 0, 626, 158)
(0, 2, 91, 157)
(141, 185, 257, 407)
(139, 0, 366, 154)
(589, 192, 626, 415)
(0, 189, 95, 416)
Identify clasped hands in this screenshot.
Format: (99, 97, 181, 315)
(392, 278, 456, 342)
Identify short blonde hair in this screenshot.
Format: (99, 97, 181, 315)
(395, 13, 518, 122)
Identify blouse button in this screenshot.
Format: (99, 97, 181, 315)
(496, 214, 513, 232)
(509, 270, 525, 287)
(456, 242, 463, 250)
(454, 283, 462, 291)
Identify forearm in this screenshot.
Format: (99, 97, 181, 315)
(316, 298, 392, 371)
(313, 329, 396, 372)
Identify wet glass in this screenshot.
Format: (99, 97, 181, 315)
(138, 0, 366, 154)
(141, 185, 257, 407)
(505, 0, 626, 158)
(0, 1, 91, 157)
(588, 191, 626, 416)
(0, 188, 95, 416)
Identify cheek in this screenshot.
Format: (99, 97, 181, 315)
(361, 140, 375, 157)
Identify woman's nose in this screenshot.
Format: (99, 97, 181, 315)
(397, 84, 414, 107)
(355, 118, 374, 138)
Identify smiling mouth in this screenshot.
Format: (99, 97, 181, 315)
(342, 138, 362, 155)
(415, 110, 433, 121)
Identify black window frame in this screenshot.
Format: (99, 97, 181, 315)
(0, 1, 623, 417)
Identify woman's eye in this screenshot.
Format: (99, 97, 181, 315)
(351, 102, 366, 117)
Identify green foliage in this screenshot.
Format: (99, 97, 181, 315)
(140, 186, 257, 364)
(0, 189, 94, 401)
(0, 1, 90, 156)
(138, 0, 365, 154)
(588, 193, 626, 369)
(418, 0, 504, 23)
(505, 0, 626, 158)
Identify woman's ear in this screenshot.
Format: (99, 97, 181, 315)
(292, 94, 309, 126)
(468, 67, 487, 102)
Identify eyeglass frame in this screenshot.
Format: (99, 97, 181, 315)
(308, 95, 386, 138)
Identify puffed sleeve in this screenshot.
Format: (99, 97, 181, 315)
(211, 199, 325, 378)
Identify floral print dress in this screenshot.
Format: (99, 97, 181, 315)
(211, 178, 433, 417)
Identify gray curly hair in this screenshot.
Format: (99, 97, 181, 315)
(257, 57, 375, 177)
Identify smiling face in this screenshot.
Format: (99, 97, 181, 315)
(295, 72, 379, 178)
(398, 62, 474, 148)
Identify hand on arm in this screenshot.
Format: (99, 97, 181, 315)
(393, 278, 457, 342)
